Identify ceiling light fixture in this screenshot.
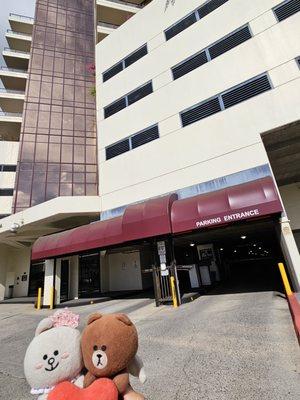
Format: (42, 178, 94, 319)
(241, 235, 247, 240)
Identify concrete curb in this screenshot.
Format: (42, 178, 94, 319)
(287, 293, 300, 344)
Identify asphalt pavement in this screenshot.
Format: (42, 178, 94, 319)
(0, 289, 299, 400)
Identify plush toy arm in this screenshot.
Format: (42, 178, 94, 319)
(83, 371, 96, 388)
(128, 355, 147, 384)
(113, 370, 130, 395)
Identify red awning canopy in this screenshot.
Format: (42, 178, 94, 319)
(171, 177, 282, 233)
(31, 194, 177, 261)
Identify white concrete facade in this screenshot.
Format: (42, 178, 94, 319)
(96, 0, 300, 212)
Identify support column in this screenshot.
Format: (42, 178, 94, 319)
(278, 217, 300, 291)
(69, 256, 79, 300)
(0, 246, 7, 301)
(43, 259, 61, 307)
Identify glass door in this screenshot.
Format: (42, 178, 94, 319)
(60, 260, 69, 302)
(78, 253, 100, 298)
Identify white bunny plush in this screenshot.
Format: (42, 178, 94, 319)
(24, 309, 84, 400)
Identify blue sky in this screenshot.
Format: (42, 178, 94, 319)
(0, 0, 36, 68)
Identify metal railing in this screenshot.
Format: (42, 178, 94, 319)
(3, 47, 30, 55)
(6, 29, 32, 38)
(9, 13, 34, 23)
(98, 21, 120, 29)
(0, 66, 28, 74)
(0, 88, 25, 95)
(0, 111, 23, 117)
(104, 0, 142, 9)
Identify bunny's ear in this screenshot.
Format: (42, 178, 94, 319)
(35, 318, 54, 336)
(87, 313, 102, 325)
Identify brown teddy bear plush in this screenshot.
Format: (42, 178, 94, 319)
(81, 313, 145, 400)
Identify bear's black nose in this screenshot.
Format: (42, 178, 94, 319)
(48, 357, 55, 365)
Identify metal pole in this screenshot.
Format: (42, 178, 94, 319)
(278, 262, 293, 296)
(36, 287, 42, 310)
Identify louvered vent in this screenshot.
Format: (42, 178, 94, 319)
(104, 97, 127, 119)
(131, 125, 159, 149)
(181, 97, 222, 127)
(222, 75, 271, 109)
(103, 62, 123, 82)
(165, 13, 197, 41)
(106, 139, 130, 160)
(172, 51, 208, 80)
(209, 26, 252, 60)
(0, 189, 14, 196)
(198, 0, 229, 18)
(274, 0, 300, 22)
(128, 82, 153, 105)
(125, 45, 148, 68)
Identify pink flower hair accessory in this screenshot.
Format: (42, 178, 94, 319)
(50, 308, 79, 329)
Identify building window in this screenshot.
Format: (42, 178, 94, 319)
(0, 165, 17, 172)
(104, 81, 153, 119)
(103, 44, 148, 82)
(273, 0, 300, 22)
(172, 24, 252, 81)
(106, 124, 159, 160)
(0, 189, 14, 196)
(180, 73, 272, 127)
(164, 0, 229, 41)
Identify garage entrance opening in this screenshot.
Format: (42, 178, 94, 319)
(173, 218, 284, 295)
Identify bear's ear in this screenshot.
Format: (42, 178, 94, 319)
(87, 313, 102, 325)
(35, 318, 53, 336)
(116, 313, 133, 326)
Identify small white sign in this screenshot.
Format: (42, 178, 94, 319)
(161, 270, 169, 277)
(159, 254, 166, 264)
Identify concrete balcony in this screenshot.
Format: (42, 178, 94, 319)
(2, 48, 30, 70)
(0, 112, 22, 142)
(0, 89, 25, 114)
(0, 67, 28, 91)
(96, 0, 141, 28)
(9, 13, 34, 36)
(6, 30, 32, 53)
(97, 21, 120, 42)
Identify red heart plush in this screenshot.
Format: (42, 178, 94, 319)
(48, 378, 118, 400)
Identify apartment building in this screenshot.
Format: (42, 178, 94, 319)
(1, 0, 300, 306)
(0, 0, 150, 301)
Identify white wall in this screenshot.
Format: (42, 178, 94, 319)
(0, 141, 19, 215)
(108, 251, 142, 291)
(279, 184, 300, 231)
(0, 244, 31, 299)
(96, 0, 300, 212)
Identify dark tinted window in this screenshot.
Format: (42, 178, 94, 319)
(222, 75, 272, 109)
(181, 97, 222, 127)
(198, 0, 229, 18)
(172, 51, 208, 80)
(165, 13, 197, 41)
(125, 45, 148, 68)
(127, 82, 153, 106)
(274, 0, 300, 22)
(208, 26, 252, 60)
(104, 97, 127, 119)
(1, 165, 17, 172)
(131, 125, 159, 149)
(0, 189, 14, 196)
(106, 139, 130, 160)
(103, 62, 123, 82)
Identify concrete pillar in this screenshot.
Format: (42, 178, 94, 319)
(43, 259, 61, 307)
(278, 217, 300, 291)
(69, 256, 79, 300)
(0, 251, 7, 301)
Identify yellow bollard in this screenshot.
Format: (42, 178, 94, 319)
(49, 286, 55, 310)
(278, 263, 292, 296)
(170, 276, 178, 308)
(36, 287, 42, 310)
